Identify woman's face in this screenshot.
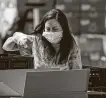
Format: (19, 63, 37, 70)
(42, 19, 63, 44)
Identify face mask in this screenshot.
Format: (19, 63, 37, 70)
(42, 31, 63, 43)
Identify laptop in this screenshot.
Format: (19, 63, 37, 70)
(23, 69, 90, 98)
(0, 82, 21, 97)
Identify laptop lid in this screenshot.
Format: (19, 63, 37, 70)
(24, 69, 90, 98)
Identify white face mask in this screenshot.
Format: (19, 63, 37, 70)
(42, 31, 63, 43)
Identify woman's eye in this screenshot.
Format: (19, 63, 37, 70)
(46, 28, 50, 31)
(53, 28, 57, 30)
(53, 28, 58, 31)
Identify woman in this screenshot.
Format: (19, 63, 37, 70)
(3, 9, 82, 70)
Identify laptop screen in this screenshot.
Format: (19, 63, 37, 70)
(23, 69, 90, 98)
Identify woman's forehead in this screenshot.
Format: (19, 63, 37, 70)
(45, 19, 61, 27)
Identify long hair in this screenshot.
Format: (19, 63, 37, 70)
(32, 9, 75, 64)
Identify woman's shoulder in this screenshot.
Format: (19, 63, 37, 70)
(70, 33, 78, 45)
(68, 34, 82, 69)
(70, 33, 80, 56)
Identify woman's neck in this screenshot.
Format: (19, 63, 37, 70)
(51, 43, 60, 53)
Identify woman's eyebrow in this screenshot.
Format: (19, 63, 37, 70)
(45, 26, 50, 29)
(53, 26, 61, 29)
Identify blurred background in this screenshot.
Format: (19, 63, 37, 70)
(0, 0, 106, 68)
(0, 0, 106, 94)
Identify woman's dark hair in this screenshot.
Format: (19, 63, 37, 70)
(33, 9, 75, 64)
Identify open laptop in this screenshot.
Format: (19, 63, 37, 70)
(23, 69, 90, 98)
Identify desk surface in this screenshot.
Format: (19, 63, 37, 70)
(0, 82, 22, 97)
(0, 81, 105, 97)
(88, 91, 106, 95)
